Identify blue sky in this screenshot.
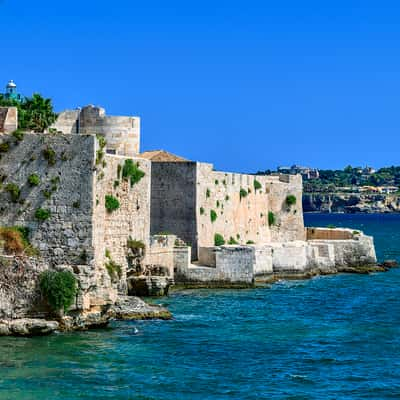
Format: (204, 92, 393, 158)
(1, 0, 399, 172)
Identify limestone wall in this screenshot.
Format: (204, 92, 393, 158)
(196, 163, 272, 249)
(0, 255, 48, 319)
(50, 109, 79, 134)
(196, 164, 305, 249)
(266, 173, 305, 242)
(150, 162, 198, 257)
(175, 246, 254, 286)
(0, 133, 118, 314)
(0, 133, 96, 264)
(150, 162, 304, 261)
(306, 227, 355, 241)
(0, 107, 18, 134)
(252, 246, 273, 275)
(93, 154, 151, 292)
(308, 235, 377, 268)
(145, 235, 178, 276)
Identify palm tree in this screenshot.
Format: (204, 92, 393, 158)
(22, 94, 57, 132)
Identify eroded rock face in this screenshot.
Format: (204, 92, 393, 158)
(0, 254, 172, 336)
(127, 276, 174, 297)
(110, 295, 172, 320)
(0, 256, 48, 319)
(0, 318, 59, 336)
(303, 193, 400, 213)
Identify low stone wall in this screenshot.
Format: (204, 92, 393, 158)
(175, 246, 254, 287)
(145, 235, 178, 276)
(268, 232, 377, 277)
(308, 235, 377, 269)
(198, 247, 217, 267)
(253, 246, 273, 276)
(176, 231, 377, 285)
(306, 227, 355, 241)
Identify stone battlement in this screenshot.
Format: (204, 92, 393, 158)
(51, 105, 140, 157)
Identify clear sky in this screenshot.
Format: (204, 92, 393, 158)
(1, 0, 399, 172)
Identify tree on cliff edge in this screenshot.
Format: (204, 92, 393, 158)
(0, 93, 57, 132)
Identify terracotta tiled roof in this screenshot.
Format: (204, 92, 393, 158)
(139, 150, 188, 162)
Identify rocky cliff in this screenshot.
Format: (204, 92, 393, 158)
(303, 193, 400, 213)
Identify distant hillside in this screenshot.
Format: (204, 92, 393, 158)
(256, 165, 400, 213)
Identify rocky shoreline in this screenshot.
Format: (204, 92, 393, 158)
(0, 296, 171, 337)
(1, 257, 397, 337)
(303, 193, 400, 213)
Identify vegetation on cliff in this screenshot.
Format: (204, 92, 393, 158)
(0, 226, 38, 256)
(39, 270, 77, 312)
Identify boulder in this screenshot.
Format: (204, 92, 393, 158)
(0, 318, 59, 336)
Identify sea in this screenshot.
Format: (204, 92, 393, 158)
(0, 213, 399, 400)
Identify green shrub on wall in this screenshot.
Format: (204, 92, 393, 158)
(253, 179, 262, 191)
(28, 174, 40, 186)
(0, 142, 10, 153)
(35, 208, 51, 221)
(105, 259, 122, 282)
(12, 129, 24, 142)
(43, 146, 56, 166)
(122, 159, 145, 187)
(105, 195, 120, 212)
(39, 270, 77, 312)
(286, 195, 297, 206)
(5, 183, 20, 202)
(210, 209, 217, 222)
(96, 134, 107, 150)
(200, 207, 205, 215)
(268, 211, 276, 226)
(214, 233, 225, 246)
(206, 188, 211, 198)
(239, 188, 247, 200)
(228, 236, 238, 245)
(96, 149, 104, 165)
(246, 240, 255, 245)
(127, 237, 146, 252)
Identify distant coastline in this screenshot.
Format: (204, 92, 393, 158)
(302, 192, 400, 213)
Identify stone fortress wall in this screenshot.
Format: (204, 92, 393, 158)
(93, 154, 152, 293)
(0, 133, 117, 315)
(0, 106, 18, 134)
(0, 134, 96, 264)
(196, 163, 305, 248)
(150, 162, 198, 257)
(150, 161, 305, 260)
(51, 105, 140, 157)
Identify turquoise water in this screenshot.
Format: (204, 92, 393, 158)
(1, 214, 400, 399)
